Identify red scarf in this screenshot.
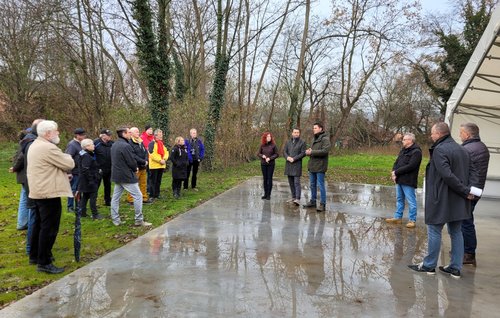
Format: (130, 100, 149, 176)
(156, 139, 165, 158)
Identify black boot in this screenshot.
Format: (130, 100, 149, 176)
(303, 200, 316, 208)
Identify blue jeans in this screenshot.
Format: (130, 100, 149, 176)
(309, 172, 326, 204)
(17, 186, 29, 229)
(462, 200, 478, 254)
(394, 184, 417, 221)
(67, 174, 80, 210)
(26, 208, 36, 254)
(111, 183, 143, 224)
(423, 221, 463, 270)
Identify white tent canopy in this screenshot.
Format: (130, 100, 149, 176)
(445, 5, 500, 198)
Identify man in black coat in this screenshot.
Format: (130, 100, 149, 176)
(459, 122, 490, 266)
(385, 133, 422, 228)
(65, 128, 86, 212)
(94, 129, 114, 206)
(409, 122, 477, 279)
(110, 127, 151, 227)
(283, 128, 306, 206)
(77, 139, 103, 220)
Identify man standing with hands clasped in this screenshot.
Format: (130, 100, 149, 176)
(408, 122, 480, 279)
(385, 133, 422, 228)
(284, 128, 306, 206)
(303, 122, 331, 212)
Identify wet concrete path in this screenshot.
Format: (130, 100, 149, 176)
(2, 177, 500, 317)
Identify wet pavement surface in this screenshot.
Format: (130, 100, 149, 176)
(2, 177, 500, 317)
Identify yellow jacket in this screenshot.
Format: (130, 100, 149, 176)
(148, 141, 169, 169)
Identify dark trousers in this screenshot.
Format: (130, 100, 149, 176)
(67, 175, 79, 209)
(184, 160, 200, 189)
(29, 198, 62, 265)
(261, 164, 275, 197)
(287, 176, 301, 199)
(78, 191, 98, 216)
(98, 171, 112, 205)
(150, 168, 164, 198)
(172, 179, 183, 195)
(462, 200, 478, 254)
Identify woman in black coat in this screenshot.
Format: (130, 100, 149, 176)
(78, 139, 103, 219)
(170, 136, 189, 199)
(257, 132, 279, 200)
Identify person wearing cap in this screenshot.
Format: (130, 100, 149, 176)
(65, 128, 86, 212)
(110, 127, 151, 227)
(94, 129, 114, 206)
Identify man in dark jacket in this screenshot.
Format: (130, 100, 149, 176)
(459, 122, 490, 266)
(284, 128, 306, 206)
(303, 122, 331, 212)
(94, 129, 114, 206)
(386, 133, 422, 228)
(110, 127, 151, 227)
(65, 128, 86, 212)
(409, 122, 477, 279)
(77, 139, 103, 220)
(184, 128, 205, 191)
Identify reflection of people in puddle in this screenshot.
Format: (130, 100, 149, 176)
(256, 201, 272, 265)
(149, 234, 165, 257)
(389, 226, 416, 315)
(279, 207, 302, 275)
(303, 212, 325, 295)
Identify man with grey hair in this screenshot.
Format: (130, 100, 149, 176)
(459, 122, 490, 266)
(386, 133, 422, 228)
(184, 128, 205, 191)
(27, 120, 74, 274)
(409, 122, 477, 279)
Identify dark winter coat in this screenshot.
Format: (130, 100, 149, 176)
(93, 138, 113, 173)
(77, 150, 99, 193)
(21, 132, 37, 209)
(111, 137, 138, 184)
(170, 145, 189, 180)
(392, 143, 422, 188)
(257, 143, 279, 166)
(129, 138, 148, 169)
(283, 138, 306, 177)
(462, 138, 490, 189)
(307, 131, 331, 173)
(65, 139, 82, 175)
(425, 135, 474, 225)
(185, 137, 205, 163)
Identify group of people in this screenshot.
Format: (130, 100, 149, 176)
(10, 120, 205, 274)
(257, 122, 332, 212)
(385, 122, 489, 279)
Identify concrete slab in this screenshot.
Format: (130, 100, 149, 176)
(1, 177, 499, 317)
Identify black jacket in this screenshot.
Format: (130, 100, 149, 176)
(392, 143, 422, 188)
(462, 138, 490, 189)
(21, 132, 37, 209)
(93, 138, 113, 173)
(425, 135, 474, 225)
(78, 150, 99, 193)
(257, 143, 279, 165)
(65, 139, 82, 175)
(170, 145, 189, 180)
(111, 137, 138, 184)
(129, 138, 148, 169)
(307, 131, 331, 173)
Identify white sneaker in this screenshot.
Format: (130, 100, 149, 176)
(134, 221, 152, 227)
(113, 220, 124, 226)
(286, 198, 295, 203)
(293, 199, 300, 206)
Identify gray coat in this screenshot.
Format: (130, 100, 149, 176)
(425, 135, 474, 225)
(284, 138, 306, 177)
(307, 131, 331, 173)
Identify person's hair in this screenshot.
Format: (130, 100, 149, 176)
(116, 127, 129, 138)
(130, 127, 139, 134)
(81, 139, 94, 150)
(261, 132, 275, 145)
(433, 122, 450, 135)
(31, 118, 44, 137)
(403, 133, 415, 142)
(154, 129, 163, 137)
(292, 127, 301, 133)
(460, 122, 480, 139)
(190, 128, 197, 134)
(175, 136, 184, 145)
(313, 122, 324, 130)
(37, 120, 58, 137)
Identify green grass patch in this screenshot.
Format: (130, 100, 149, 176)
(0, 142, 427, 307)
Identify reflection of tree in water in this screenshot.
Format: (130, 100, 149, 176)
(303, 212, 325, 295)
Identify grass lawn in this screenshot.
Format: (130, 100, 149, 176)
(0, 142, 427, 308)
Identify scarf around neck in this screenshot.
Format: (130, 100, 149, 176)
(156, 139, 165, 158)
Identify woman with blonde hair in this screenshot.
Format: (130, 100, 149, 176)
(148, 129, 169, 199)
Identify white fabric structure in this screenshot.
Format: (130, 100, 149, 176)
(445, 5, 500, 198)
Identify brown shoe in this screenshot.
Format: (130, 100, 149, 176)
(406, 221, 416, 228)
(463, 253, 476, 266)
(385, 217, 402, 224)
